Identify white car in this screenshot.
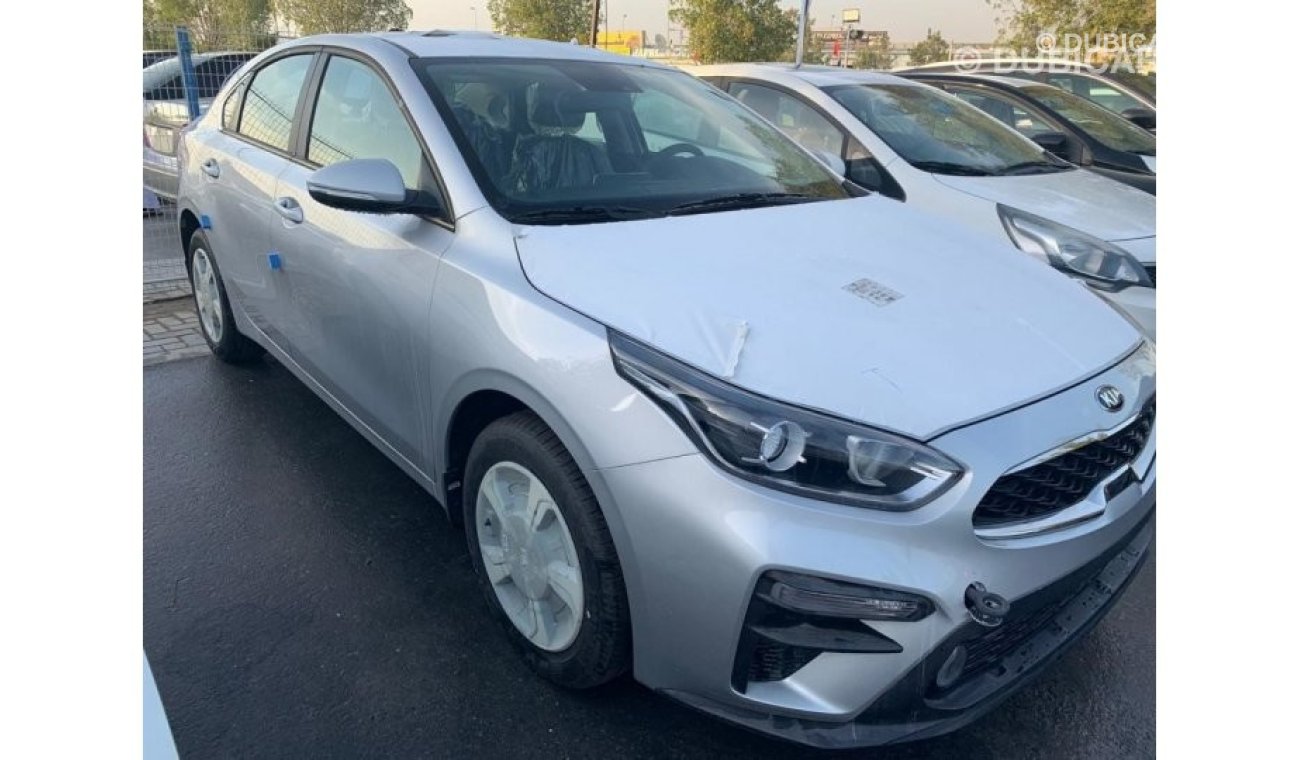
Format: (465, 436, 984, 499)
(692, 64, 1156, 339)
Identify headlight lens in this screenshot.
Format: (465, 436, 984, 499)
(609, 331, 963, 511)
(997, 204, 1152, 292)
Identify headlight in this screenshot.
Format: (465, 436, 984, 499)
(997, 205, 1152, 292)
(609, 331, 963, 511)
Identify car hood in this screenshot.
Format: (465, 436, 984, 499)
(515, 196, 1140, 440)
(932, 169, 1155, 243)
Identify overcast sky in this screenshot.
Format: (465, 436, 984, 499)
(408, 1, 1001, 44)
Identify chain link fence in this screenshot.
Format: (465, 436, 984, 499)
(143, 25, 294, 300)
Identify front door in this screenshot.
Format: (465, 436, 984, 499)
(270, 53, 454, 468)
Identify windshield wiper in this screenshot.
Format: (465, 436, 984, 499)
(909, 161, 994, 176)
(665, 192, 817, 216)
(511, 205, 662, 225)
(997, 160, 1070, 176)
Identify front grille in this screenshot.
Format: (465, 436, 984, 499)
(1144, 264, 1156, 287)
(973, 398, 1155, 528)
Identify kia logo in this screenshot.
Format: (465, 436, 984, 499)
(1096, 385, 1125, 412)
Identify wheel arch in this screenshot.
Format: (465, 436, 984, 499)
(435, 369, 638, 571)
(178, 207, 201, 273)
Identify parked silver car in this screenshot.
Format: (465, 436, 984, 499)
(143, 51, 256, 198)
(175, 31, 1155, 748)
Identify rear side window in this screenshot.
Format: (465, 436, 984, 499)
(238, 54, 313, 152)
(307, 56, 430, 192)
(221, 77, 248, 131)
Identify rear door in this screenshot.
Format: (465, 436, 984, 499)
(269, 51, 454, 465)
(199, 51, 318, 340)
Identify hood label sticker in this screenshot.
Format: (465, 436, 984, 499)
(843, 278, 903, 306)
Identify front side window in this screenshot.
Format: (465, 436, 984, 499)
(418, 59, 847, 222)
(1020, 84, 1156, 155)
(827, 83, 1064, 175)
(238, 54, 313, 152)
(308, 56, 430, 192)
(728, 82, 844, 157)
(944, 86, 1059, 138)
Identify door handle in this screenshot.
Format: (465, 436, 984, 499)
(274, 197, 304, 224)
(200, 158, 220, 179)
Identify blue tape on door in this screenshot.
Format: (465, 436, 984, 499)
(267, 253, 282, 271)
(199, 214, 212, 230)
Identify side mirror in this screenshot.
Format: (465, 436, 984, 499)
(1032, 131, 1070, 159)
(307, 158, 431, 215)
(1121, 107, 1156, 131)
(813, 149, 847, 178)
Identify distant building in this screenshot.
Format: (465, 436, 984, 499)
(595, 30, 645, 56)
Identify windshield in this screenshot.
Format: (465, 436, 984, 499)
(1021, 83, 1155, 155)
(418, 59, 848, 223)
(824, 83, 1067, 176)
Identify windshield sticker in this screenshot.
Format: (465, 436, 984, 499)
(843, 278, 903, 306)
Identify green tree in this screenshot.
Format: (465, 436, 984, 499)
(147, 0, 274, 49)
(277, 0, 412, 35)
(986, 0, 1155, 49)
(777, 9, 821, 64)
(653, 32, 668, 50)
(907, 28, 950, 66)
(853, 31, 892, 70)
(487, 0, 593, 42)
(669, 0, 796, 64)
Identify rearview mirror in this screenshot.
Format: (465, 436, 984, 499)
(1032, 131, 1070, 159)
(1121, 107, 1156, 131)
(307, 158, 433, 215)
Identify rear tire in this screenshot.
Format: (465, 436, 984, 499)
(187, 230, 264, 364)
(464, 411, 631, 688)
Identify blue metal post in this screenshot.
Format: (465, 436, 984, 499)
(174, 26, 201, 122)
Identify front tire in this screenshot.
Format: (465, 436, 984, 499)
(187, 231, 263, 364)
(464, 411, 631, 688)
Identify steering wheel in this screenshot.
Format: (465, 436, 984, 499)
(657, 142, 704, 158)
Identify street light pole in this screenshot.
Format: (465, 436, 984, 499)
(590, 0, 601, 47)
(794, 0, 811, 68)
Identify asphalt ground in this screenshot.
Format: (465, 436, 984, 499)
(144, 355, 1155, 759)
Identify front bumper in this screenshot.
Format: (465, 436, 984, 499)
(670, 508, 1152, 748)
(594, 345, 1155, 748)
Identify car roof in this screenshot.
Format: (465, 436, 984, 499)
(690, 62, 921, 88)
(284, 30, 672, 69)
(904, 72, 1040, 89)
(907, 58, 1095, 70)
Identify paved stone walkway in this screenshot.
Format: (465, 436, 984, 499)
(144, 297, 210, 366)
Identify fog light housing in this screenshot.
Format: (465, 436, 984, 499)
(762, 570, 934, 622)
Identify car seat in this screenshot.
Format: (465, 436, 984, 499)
(509, 85, 612, 194)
